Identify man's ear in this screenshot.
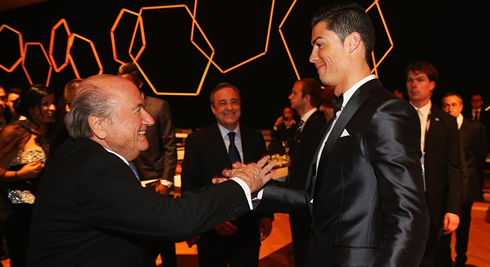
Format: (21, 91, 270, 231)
(88, 114, 107, 140)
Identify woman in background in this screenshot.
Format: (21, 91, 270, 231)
(268, 106, 297, 155)
(0, 84, 56, 267)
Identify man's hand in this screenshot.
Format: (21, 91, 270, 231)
(185, 236, 200, 247)
(259, 217, 273, 241)
(214, 220, 238, 236)
(229, 156, 276, 193)
(212, 156, 277, 188)
(443, 212, 460, 234)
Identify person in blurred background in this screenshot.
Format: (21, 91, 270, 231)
(268, 106, 297, 155)
(0, 84, 56, 267)
(50, 78, 83, 157)
(441, 92, 487, 267)
(181, 82, 272, 267)
(286, 78, 325, 267)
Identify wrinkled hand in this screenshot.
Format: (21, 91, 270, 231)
(443, 212, 460, 234)
(230, 156, 276, 193)
(214, 220, 238, 236)
(259, 217, 273, 241)
(0, 125, 29, 170)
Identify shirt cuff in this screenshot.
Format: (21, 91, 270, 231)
(230, 177, 253, 210)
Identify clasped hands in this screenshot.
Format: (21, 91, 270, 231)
(212, 155, 277, 194)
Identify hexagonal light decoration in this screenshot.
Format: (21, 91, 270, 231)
(120, 4, 214, 96)
(0, 24, 24, 72)
(67, 33, 103, 79)
(110, 8, 143, 65)
(49, 19, 72, 73)
(279, 0, 393, 79)
(191, 0, 276, 73)
(22, 42, 53, 86)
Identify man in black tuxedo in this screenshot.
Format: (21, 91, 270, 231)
(236, 3, 430, 266)
(465, 93, 490, 200)
(26, 75, 276, 266)
(405, 61, 463, 267)
(180, 82, 272, 267)
(441, 92, 487, 267)
(286, 78, 325, 267)
(117, 62, 178, 267)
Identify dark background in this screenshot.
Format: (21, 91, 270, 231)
(0, 0, 484, 130)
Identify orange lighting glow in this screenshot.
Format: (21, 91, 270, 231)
(49, 19, 72, 73)
(21, 42, 53, 86)
(66, 33, 103, 79)
(0, 24, 24, 72)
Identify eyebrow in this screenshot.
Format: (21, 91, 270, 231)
(311, 37, 322, 46)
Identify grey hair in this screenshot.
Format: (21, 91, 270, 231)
(65, 83, 116, 139)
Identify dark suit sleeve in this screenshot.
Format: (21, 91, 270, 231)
(474, 122, 488, 195)
(78, 153, 249, 241)
(444, 116, 463, 216)
(158, 100, 177, 182)
(368, 99, 429, 266)
(180, 132, 204, 193)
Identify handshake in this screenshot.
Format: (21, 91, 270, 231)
(213, 156, 278, 194)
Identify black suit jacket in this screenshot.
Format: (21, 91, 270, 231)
(459, 117, 487, 204)
(287, 110, 325, 186)
(256, 79, 429, 266)
(27, 138, 249, 267)
(424, 105, 463, 224)
(134, 96, 177, 182)
(180, 123, 269, 249)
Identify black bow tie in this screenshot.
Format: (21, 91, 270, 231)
(333, 93, 344, 113)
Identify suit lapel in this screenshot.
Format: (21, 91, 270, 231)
(306, 79, 380, 198)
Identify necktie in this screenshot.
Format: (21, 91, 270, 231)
(333, 93, 344, 114)
(228, 132, 242, 164)
(129, 162, 140, 181)
(295, 120, 305, 137)
(474, 110, 479, 121)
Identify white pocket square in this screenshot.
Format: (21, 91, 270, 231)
(341, 129, 350, 137)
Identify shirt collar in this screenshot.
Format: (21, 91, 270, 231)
(410, 100, 432, 118)
(457, 113, 463, 129)
(103, 147, 129, 165)
(217, 123, 241, 139)
(342, 74, 376, 109)
(301, 107, 318, 122)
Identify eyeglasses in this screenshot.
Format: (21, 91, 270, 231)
(215, 99, 241, 108)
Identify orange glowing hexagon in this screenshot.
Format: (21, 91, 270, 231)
(110, 8, 143, 65)
(279, 0, 393, 79)
(190, 0, 276, 73)
(123, 4, 214, 96)
(0, 24, 24, 72)
(66, 33, 103, 79)
(49, 19, 72, 73)
(366, 0, 393, 77)
(21, 42, 53, 86)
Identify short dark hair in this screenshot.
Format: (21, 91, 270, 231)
(311, 2, 375, 65)
(64, 78, 83, 104)
(117, 62, 142, 86)
(296, 78, 323, 108)
(209, 82, 241, 105)
(404, 61, 439, 83)
(441, 92, 463, 106)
